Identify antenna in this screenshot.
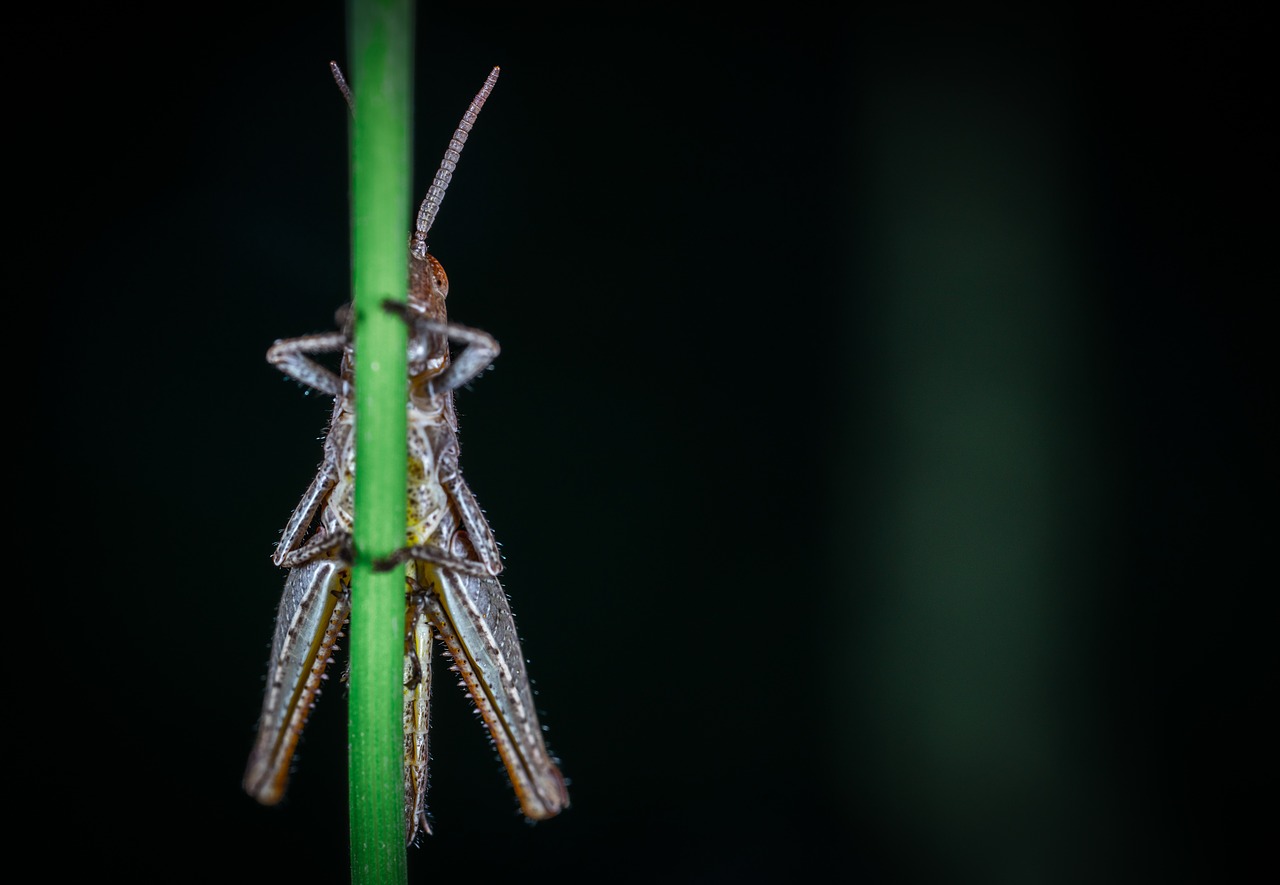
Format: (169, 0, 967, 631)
(411, 66, 500, 259)
(329, 61, 354, 114)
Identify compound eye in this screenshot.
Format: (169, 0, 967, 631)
(428, 255, 449, 297)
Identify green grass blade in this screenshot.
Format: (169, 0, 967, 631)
(346, 0, 414, 882)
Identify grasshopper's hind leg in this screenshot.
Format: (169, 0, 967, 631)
(244, 558, 352, 805)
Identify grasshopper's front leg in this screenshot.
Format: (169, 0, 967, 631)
(265, 309, 352, 398)
(381, 300, 500, 398)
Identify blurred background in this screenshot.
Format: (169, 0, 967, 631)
(33, 3, 1267, 882)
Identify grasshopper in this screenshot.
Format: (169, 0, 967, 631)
(243, 66, 568, 843)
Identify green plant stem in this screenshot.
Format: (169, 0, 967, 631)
(347, 1, 414, 882)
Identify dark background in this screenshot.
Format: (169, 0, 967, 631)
(32, 3, 1267, 883)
